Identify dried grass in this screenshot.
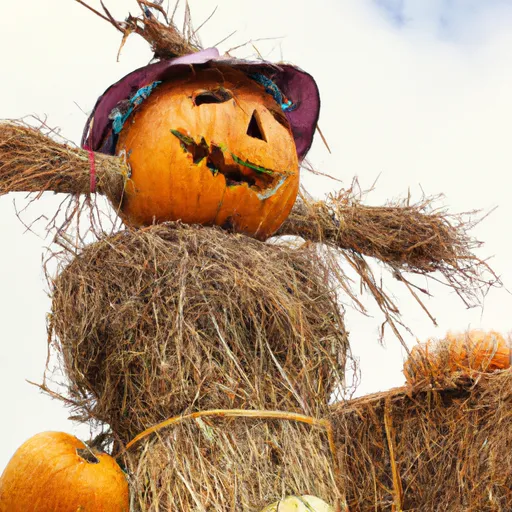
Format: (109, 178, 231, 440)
(0, 121, 126, 201)
(49, 223, 347, 442)
(123, 418, 340, 512)
(331, 370, 512, 511)
(76, 0, 201, 60)
(279, 188, 498, 346)
(279, 189, 495, 309)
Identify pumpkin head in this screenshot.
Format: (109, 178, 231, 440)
(0, 431, 129, 512)
(116, 66, 299, 238)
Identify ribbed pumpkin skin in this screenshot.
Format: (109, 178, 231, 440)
(117, 66, 300, 240)
(447, 330, 510, 372)
(403, 330, 511, 386)
(0, 432, 129, 512)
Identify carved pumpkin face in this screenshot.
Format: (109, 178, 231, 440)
(116, 66, 299, 239)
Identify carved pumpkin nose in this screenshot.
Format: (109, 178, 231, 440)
(246, 110, 267, 142)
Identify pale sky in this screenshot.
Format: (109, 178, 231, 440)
(1, 0, 512, 471)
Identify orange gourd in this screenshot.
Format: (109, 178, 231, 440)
(403, 330, 511, 386)
(446, 330, 510, 372)
(116, 66, 300, 240)
(0, 431, 129, 512)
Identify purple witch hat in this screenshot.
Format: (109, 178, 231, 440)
(82, 48, 320, 161)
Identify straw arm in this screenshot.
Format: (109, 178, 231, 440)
(0, 122, 126, 202)
(278, 195, 481, 275)
(279, 194, 498, 335)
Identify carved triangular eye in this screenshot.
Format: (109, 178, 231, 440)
(246, 110, 267, 142)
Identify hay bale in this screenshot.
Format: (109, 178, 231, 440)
(50, 223, 347, 441)
(123, 418, 340, 512)
(331, 371, 512, 511)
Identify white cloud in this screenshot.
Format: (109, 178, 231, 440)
(373, 0, 512, 42)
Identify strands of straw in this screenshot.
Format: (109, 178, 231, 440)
(278, 189, 498, 346)
(76, 0, 201, 60)
(280, 189, 495, 305)
(0, 121, 126, 202)
(331, 370, 512, 511)
(121, 407, 345, 509)
(50, 223, 348, 440)
(124, 418, 342, 511)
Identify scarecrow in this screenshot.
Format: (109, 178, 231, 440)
(0, 3, 498, 511)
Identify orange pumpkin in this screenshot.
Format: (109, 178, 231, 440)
(116, 66, 300, 240)
(403, 330, 511, 386)
(0, 431, 129, 512)
(446, 330, 510, 372)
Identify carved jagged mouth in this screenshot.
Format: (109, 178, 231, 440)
(171, 130, 289, 199)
